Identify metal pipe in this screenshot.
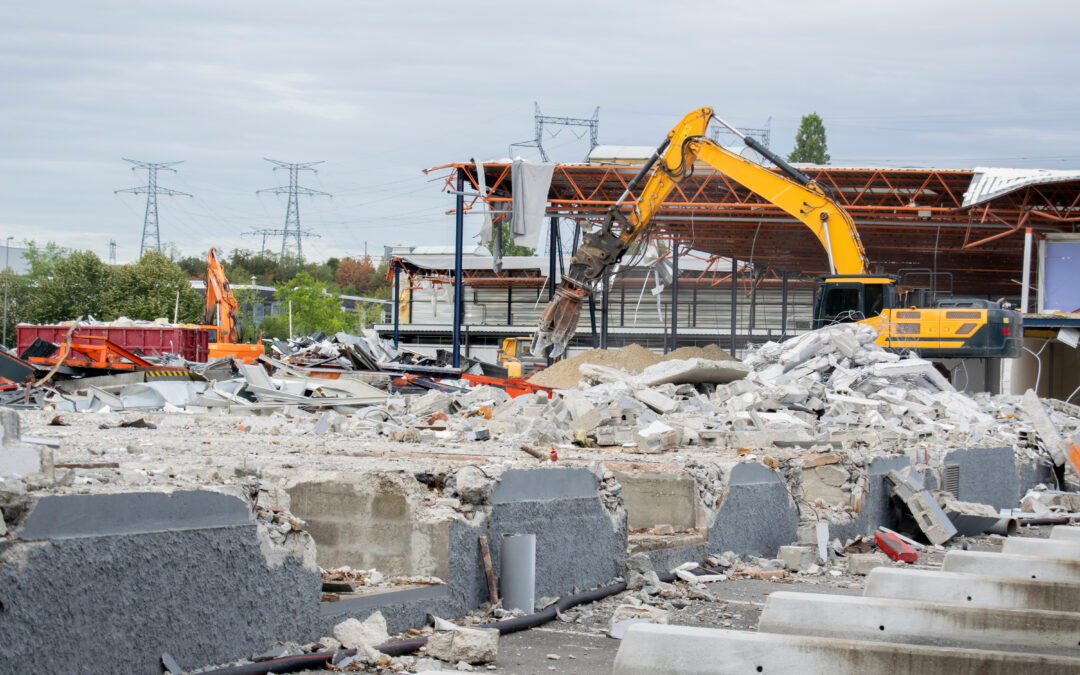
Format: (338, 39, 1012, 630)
(730, 257, 737, 355)
(600, 277, 609, 349)
(670, 241, 679, 353)
(452, 171, 464, 369)
(500, 533, 536, 614)
(781, 270, 789, 341)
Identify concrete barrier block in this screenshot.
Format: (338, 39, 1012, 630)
(864, 567, 1080, 613)
(1051, 526, 1080, 542)
(778, 545, 814, 572)
(612, 624, 1080, 675)
(758, 591, 1080, 657)
(1001, 537, 1080, 561)
(847, 552, 887, 575)
(943, 550, 1080, 583)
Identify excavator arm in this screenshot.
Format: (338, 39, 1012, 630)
(204, 247, 240, 344)
(533, 106, 870, 356)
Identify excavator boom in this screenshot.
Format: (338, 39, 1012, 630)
(533, 107, 869, 356)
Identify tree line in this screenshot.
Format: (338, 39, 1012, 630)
(1, 243, 394, 348)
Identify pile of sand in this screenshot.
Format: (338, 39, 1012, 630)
(528, 342, 734, 390)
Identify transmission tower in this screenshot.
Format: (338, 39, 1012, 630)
(108, 239, 117, 265)
(115, 159, 191, 257)
(709, 116, 772, 149)
(242, 228, 321, 255)
(256, 159, 330, 260)
(510, 102, 600, 162)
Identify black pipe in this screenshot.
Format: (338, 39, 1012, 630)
(203, 572, 679, 675)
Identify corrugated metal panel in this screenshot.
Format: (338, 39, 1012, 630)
(963, 167, 1080, 208)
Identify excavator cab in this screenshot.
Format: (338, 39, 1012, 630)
(813, 276, 897, 328)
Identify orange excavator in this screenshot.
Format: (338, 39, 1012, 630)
(203, 248, 264, 363)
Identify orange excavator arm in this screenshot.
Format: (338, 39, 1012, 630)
(204, 247, 239, 344)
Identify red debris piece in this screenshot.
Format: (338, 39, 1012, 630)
(875, 531, 917, 563)
(549, 449, 558, 462)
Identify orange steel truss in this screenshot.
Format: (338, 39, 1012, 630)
(426, 162, 1080, 296)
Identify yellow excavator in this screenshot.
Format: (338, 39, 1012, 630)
(533, 107, 1021, 359)
(203, 248, 265, 364)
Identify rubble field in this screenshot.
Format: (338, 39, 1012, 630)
(2, 322, 1079, 674)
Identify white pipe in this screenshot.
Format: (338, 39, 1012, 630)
(500, 533, 536, 614)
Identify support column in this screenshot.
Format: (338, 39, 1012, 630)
(780, 270, 789, 341)
(730, 257, 738, 355)
(393, 263, 400, 349)
(452, 171, 464, 369)
(600, 277, 609, 350)
(506, 286, 513, 325)
(547, 217, 557, 365)
(670, 243, 679, 353)
(1021, 227, 1033, 313)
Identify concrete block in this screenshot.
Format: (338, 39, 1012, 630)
(635, 421, 682, 453)
(777, 545, 814, 572)
(0, 442, 41, 478)
(614, 472, 697, 531)
(943, 550, 1080, 583)
(613, 623, 1080, 675)
(801, 464, 849, 506)
(639, 358, 750, 386)
(847, 552, 887, 575)
(884, 470, 957, 545)
(1001, 537, 1080, 561)
(570, 407, 603, 433)
(1051, 526, 1080, 542)
(758, 591, 1080, 657)
(634, 388, 679, 414)
(864, 567, 1080, 613)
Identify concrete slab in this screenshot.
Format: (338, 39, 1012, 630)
(1051, 526, 1080, 542)
(758, 591, 1080, 657)
(864, 567, 1080, 613)
(1001, 537, 1080, 560)
(942, 550, 1080, 583)
(612, 624, 1080, 675)
(638, 358, 750, 386)
(614, 471, 697, 532)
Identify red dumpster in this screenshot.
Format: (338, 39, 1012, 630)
(16, 324, 211, 363)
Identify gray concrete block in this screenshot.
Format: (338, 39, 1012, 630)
(615, 472, 697, 531)
(777, 545, 814, 572)
(1001, 537, 1080, 561)
(864, 567, 1080, 613)
(847, 552, 887, 575)
(759, 591, 1080, 657)
(943, 550, 1080, 583)
(1051, 526, 1080, 542)
(613, 623, 1080, 675)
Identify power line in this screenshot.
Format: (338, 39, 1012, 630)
(256, 158, 330, 260)
(241, 227, 321, 255)
(114, 159, 191, 257)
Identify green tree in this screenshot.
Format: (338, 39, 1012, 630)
(789, 113, 831, 164)
(24, 250, 115, 324)
(0, 271, 31, 348)
(486, 221, 536, 257)
(232, 285, 261, 343)
(263, 271, 350, 338)
(21, 240, 66, 282)
(175, 254, 206, 279)
(108, 250, 203, 323)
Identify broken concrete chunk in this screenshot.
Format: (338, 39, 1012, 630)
(451, 466, 493, 505)
(333, 611, 390, 649)
(639, 358, 750, 386)
(635, 420, 682, 453)
(634, 388, 679, 414)
(425, 626, 499, 664)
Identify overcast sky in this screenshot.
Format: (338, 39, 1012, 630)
(2, 1, 1078, 266)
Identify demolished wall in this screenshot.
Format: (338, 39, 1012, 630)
(0, 490, 320, 674)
